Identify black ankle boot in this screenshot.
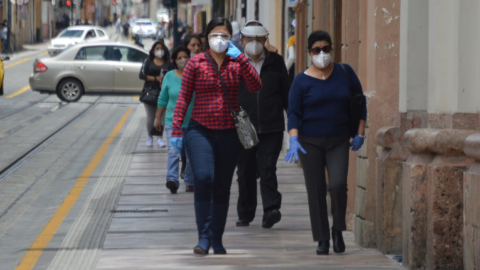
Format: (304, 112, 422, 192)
(316, 240, 330, 255)
(332, 227, 345, 253)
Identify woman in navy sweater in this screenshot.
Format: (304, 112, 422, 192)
(285, 30, 367, 255)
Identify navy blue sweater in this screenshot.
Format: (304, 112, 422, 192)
(287, 63, 367, 137)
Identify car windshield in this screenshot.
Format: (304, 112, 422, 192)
(59, 30, 84, 38)
(136, 22, 152, 26)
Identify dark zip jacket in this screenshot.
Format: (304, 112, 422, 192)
(238, 49, 291, 134)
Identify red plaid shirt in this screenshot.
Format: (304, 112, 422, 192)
(172, 50, 262, 137)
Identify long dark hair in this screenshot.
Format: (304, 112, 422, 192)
(204, 17, 232, 49)
(171, 46, 191, 69)
(148, 41, 170, 62)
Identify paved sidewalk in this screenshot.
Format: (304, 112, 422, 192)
(93, 129, 403, 270)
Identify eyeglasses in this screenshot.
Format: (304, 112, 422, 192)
(208, 33, 232, 40)
(243, 36, 267, 43)
(310, 46, 332, 55)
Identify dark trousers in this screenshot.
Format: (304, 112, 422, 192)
(184, 120, 242, 240)
(298, 136, 350, 242)
(236, 131, 283, 222)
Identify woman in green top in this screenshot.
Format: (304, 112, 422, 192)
(155, 46, 195, 194)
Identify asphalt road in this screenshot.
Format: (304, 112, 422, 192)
(0, 29, 159, 270)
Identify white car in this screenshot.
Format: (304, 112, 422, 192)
(132, 19, 157, 39)
(48, 26, 109, 56)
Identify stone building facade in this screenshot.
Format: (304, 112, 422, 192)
(292, 0, 480, 269)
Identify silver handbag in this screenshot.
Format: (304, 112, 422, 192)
(204, 53, 259, 149)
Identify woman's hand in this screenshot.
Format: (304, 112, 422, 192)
(154, 118, 162, 131)
(171, 137, 183, 153)
(226, 41, 242, 59)
(285, 136, 307, 163)
(350, 135, 364, 151)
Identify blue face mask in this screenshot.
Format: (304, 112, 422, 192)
(190, 52, 197, 57)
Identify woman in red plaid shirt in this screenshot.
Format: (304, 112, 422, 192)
(171, 18, 262, 255)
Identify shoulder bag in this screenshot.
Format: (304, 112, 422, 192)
(139, 59, 160, 106)
(340, 63, 366, 139)
(204, 52, 259, 149)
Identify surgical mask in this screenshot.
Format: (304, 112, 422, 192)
(176, 58, 188, 69)
(312, 51, 332, 68)
(190, 52, 196, 57)
(155, 50, 164, 59)
(209, 37, 229, 53)
(245, 40, 264, 56)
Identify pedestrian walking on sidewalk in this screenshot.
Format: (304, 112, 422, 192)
(182, 34, 202, 56)
(139, 41, 173, 148)
(235, 20, 291, 229)
(155, 46, 195, 194)
(171, 17, 262, 255)
(285, 30, 367, 255)
(1, 23, 8, 54)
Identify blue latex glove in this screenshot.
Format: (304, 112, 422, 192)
(226, 40, 242, 59)
(350, 135, 364, 151)
(171, 137, 183, 153)
(285, 136, 307, 163)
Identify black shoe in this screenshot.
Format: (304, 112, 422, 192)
(332, 227, 345, 253)
(166, 181, 178, 194)
(262, 209, 281, 229)
(236, 219, 250, 227)
(316, 241, 330, 255)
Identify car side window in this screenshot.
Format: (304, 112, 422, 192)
(75, 46, 108, 61)
(96, 30, 106, 37)
(85, 30, 96, 39)
(112, 46, 148, 63)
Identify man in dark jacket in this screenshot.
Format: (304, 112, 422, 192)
(236, 21, 291, 229)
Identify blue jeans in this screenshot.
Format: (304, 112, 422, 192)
(184, 120, 242, 240)
(164, 125, 194, 187)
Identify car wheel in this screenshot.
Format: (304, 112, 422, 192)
(56, 78, 83, 102)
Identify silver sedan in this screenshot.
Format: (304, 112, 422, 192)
(29, 41, 149, 102)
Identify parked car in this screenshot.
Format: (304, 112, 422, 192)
(0, 55, 10, 96)
(131, 19, 157, 39)
(30, 41, 149, 102)
(48, 26, 110, 56)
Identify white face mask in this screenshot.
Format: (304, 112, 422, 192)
(176, 58, 188, 69)
(155, 50, 165, 59)
(244, 40, 264, 56)
(209, 37, 229, 53)
(312, 51, 332, 68)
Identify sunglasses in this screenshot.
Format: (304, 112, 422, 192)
(310, 46, 332, 55)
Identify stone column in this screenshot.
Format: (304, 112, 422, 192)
(403, 129, 476, 270)
(427, 0, 460, 114)
(375, 127, 410, 254)
(463, 134, 480, 270)
(399, 0, 429, 112)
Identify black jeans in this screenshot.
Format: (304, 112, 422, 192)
(298, 136, 350, 242)
(184, 120, 242, 240)
(236, 131, 283, 222)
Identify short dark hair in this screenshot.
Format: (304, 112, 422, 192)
(171, 46, 191, 69)
(308, 30, 332, 50)
(204, 17, 232, 49)
(182, 34, 201, 47)
(149, 41, 170, 62)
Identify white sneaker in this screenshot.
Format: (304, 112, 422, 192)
(146, 137, 153, 147)
(157, 138, 166, 148)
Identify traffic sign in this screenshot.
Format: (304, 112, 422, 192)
(88, 5, 95, 13)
